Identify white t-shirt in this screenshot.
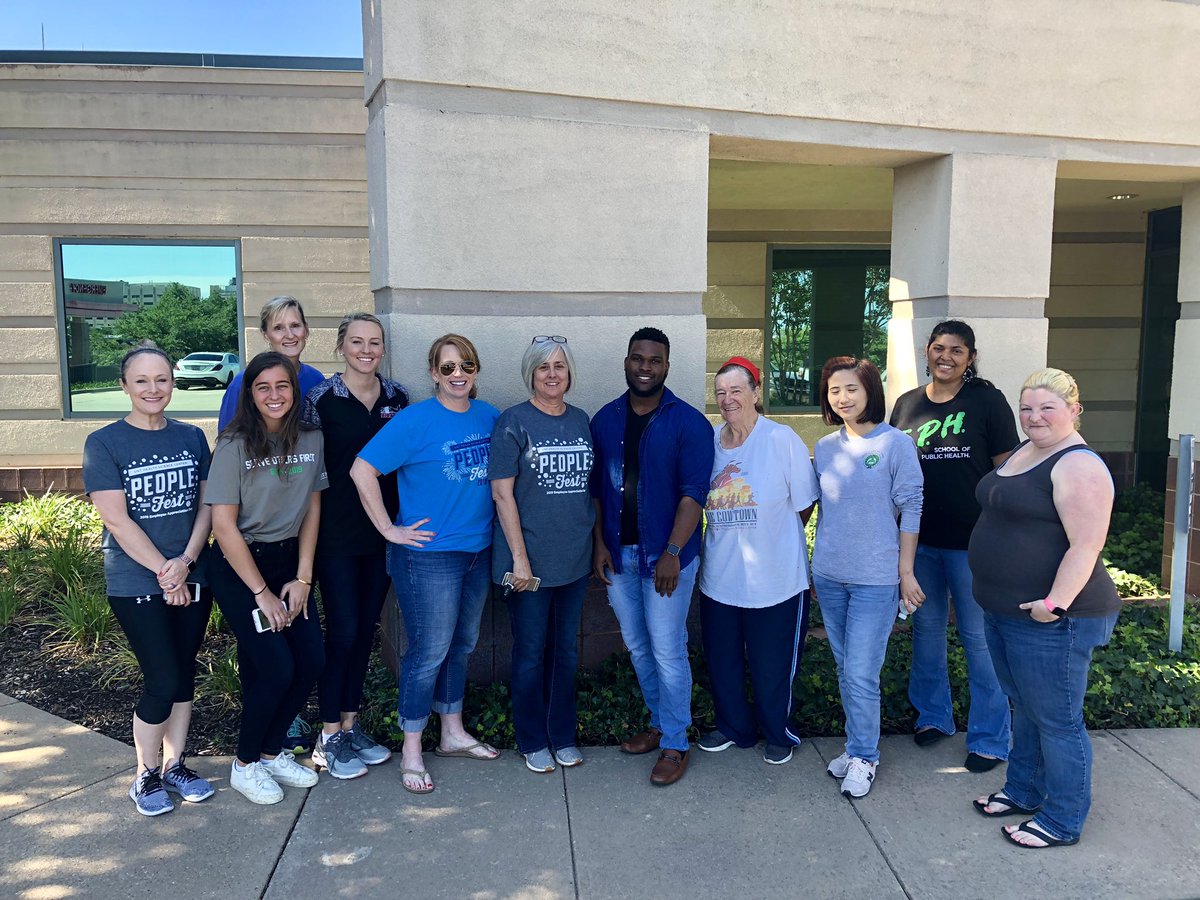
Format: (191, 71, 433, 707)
(699, 416, 819, 608)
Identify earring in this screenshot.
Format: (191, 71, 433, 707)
(924, 364, 930, 377)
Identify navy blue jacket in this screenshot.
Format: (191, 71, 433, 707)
(589, 386, 714, 577)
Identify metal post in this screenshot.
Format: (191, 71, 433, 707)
(1168, 434, 1194, 654)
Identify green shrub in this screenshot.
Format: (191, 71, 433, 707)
(197, 644, 241, 709)
(38, 577, 116, 652)
(1104, 483, 1165, 586)
(0, 491, 102, 551)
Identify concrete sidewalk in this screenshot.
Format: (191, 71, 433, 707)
(2, 693, 1199, 899)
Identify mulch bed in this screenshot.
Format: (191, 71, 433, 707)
(0, 621, 244, 756)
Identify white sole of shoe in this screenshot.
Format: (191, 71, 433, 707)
(129, 790, 174, 817)
(764, 750, 794, 765)
(359, 751, 392, 766)
(525, 760, 555, 773)
(164, 786, 215, 802)
(231, 784, 283, 805)
(698, 740, 735, 753)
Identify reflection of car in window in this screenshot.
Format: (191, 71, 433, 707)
(174, 352, 240, 390)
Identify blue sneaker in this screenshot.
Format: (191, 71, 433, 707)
(129, 767, 174, 817)
(345, 722, 392, 766)
(286, 715, 315, 754)
(162, 755, 215, 802)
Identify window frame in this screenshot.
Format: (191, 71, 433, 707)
(53, 237, 244, 420)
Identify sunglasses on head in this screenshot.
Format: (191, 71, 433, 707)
(438, 360, 478, 376)
(532, 335, 567, 345)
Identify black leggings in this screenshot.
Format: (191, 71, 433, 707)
(209, 538, 325, 762)
(109, 590, 212, 726)
(315, 550, 390, 723)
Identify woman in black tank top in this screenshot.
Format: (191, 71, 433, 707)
(967, 368, 1120, 849)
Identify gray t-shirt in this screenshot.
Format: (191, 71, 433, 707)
(205, 429, 328, 543)
(812, 423, 924, 586)
(83, 418, 212, 596)
(489, 401, 595, 587)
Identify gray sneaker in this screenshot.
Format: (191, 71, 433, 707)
(129, 767, 174, 817)
(524, 749, 555, 773)
(554, 746, 584, 767)
(162, 755, 215, 802)
(346, 722, 392, 766)
(313, 731, 368, 780)
(698, 729, 736, 752)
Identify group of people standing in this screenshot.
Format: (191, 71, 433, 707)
(83, 299, 1120, 849)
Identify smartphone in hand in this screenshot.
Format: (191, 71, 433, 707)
(501, 572, 541, 595)
(252, 608, 272, 633)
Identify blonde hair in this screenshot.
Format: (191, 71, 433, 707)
(1021, 368, 1081, 429)
(335, 312, 384, 354)
(427, 333, 481, 400)
(259, 295, 308, 332)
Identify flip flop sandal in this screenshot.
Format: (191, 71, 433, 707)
(1002, 820, 1079, 849)
(973, 792, 1040, 818)
(434, 741, 500, 760)
(401, 768, 434, 794)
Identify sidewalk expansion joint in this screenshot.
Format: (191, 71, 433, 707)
(259, 784, 310, 900)
(1107, 729, 1200, 805)
(561, 766, 581, 900)
(813, 745, 914, 900)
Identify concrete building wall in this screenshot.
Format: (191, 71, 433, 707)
(0, 62, 371, 463)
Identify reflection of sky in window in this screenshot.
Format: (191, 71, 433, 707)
(61, 244, 236, 292)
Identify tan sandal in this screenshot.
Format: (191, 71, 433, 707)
(401, 768, 434, 794)
(434, 740, 500, 761)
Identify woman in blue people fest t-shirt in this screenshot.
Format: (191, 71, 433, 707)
(83, 345, 216, 818)
(352, 333, 500, 795)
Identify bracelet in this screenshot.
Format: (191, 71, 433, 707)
(294, 577, 312, 587)
(1042, 598, 1066, 618)
(252, 585, 268, 596)
(179, 553, 195, 571)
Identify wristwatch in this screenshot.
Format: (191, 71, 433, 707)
(665, 543, 682, 558)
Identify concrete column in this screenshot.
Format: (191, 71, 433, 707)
(363, 79, 710, 414)
(887, 153, 1057, 410)
(1167, 183, 1200, 441)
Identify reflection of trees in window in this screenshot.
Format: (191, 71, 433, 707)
(769, 269, 812, 408)
(91, 283, 238, 367)
(767, 252, 890, 410)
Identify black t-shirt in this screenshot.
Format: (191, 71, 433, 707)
(889, 381, 1018, 550)
(619, 399, 655, 546)
(306, 373, 408, 556)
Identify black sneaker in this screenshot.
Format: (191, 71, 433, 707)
(763, 743, 794, 765)
(286, 715, 316, 754)
(698, 730, 736, 752)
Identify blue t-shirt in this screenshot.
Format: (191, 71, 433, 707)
(357, 396, 500, 553)
(218, 362, 324, 430)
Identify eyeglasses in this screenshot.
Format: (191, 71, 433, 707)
(532, 335, 567, 345)
(438, 360, 478, 376)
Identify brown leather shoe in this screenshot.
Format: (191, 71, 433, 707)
(620, 728, 662, 755)
(650, 748, 689, 786)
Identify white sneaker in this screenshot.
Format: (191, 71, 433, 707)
(230, 760, 284, 805)
(827, 751, 851, 779)
(841, 757, 876, 798)
(261, 750, 319, 788)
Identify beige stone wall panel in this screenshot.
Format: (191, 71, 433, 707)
(4, 141, 365, 182)
(241, 237, 369, 276)
(371, 0, 1200, 146)
(0, 283, 56, 318)
(0, 89, 364, 136)
(706, 243, 767, 285)
(1050, 243, 1146, 287)
(703, 285, 765, 319)
(0, 374, 59, 411)
(369, 104, 708, 293)
(0, 235, 53, 273)
(1046, 284, 1144, 317)
(240, 283, 373, 318)
(0, 328, 58, 365)
(2, 188, 367, 229)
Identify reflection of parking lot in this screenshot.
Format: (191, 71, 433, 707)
(70, 387, 223, 416)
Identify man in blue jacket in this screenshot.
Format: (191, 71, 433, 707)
(591, 327, 715, 786)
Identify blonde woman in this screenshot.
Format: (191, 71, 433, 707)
(969, 368, 1121, 849)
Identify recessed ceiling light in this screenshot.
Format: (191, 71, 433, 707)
(1107, 193, 1139, 201)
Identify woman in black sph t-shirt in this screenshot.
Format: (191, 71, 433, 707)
(888, 320, 1018, 773)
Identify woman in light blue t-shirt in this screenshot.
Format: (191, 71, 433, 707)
(352, 333, 500, 795)
(811, 356, 924, 801)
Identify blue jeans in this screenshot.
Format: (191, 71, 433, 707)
(389, 545, 491, 733)
(984, 610, 1119, 843)
(908, 545, 1011, 758)
(506, 575, 588, 755)
(606, 546, 698, 752)
(812, 574, 899, 764)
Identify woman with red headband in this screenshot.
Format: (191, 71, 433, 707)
(696, 356, 819, 765)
